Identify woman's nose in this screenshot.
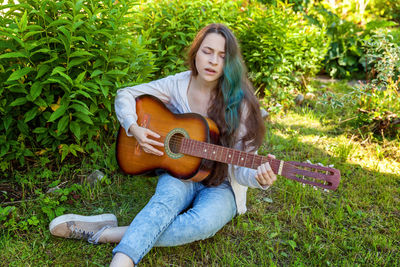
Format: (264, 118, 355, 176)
(209, 54, 218, 65)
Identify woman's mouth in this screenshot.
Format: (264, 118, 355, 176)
(205, 68, 216, 74)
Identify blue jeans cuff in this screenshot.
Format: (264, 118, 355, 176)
(112, 243, 140, 266)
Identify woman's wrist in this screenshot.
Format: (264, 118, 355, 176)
(128, 124, 140, 136)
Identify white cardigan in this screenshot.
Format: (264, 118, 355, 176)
(114, 71, 268, 214)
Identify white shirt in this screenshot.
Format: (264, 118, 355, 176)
(115, 71, 268, 214)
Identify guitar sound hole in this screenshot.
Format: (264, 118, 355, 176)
(169, 133, 184, 153)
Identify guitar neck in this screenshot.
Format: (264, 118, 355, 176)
(179, 137, 340, 191)
(179, 138, 284, 174)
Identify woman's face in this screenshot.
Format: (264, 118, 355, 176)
(195, 32, 226, 84)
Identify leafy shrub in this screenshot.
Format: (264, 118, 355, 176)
(132, 0, 242, 78)
(257, 0, 317, 12)
(0, 0, 156, 171)
(134, 0, 328, 111)
(351, 34, 400, 137)
(305, 6, 366, 78)
(0, 0, 330, 172)
(236, 3, 329, 101)
(370, 0, 400, 23)
(306, 3, 399, 79)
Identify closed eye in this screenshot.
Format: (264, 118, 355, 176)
(203, 46, 225, 56)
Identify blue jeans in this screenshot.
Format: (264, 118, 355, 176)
(112, 173, 237, 265)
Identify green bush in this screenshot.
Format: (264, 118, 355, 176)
(370, 0, 400, 23)
(351, 34, 400, 138)
(236, 3, 329, 101)
(305, 6, 366, 78)
(0, 0, 331, 172)
(305, 3, 399, 79)
(0, 0, 157, 171)
(134, 0, 328, 111)
(257, 0, 318, 12)
(132, 0, 241, 78)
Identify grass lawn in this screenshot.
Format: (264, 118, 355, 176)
(1, 81, 399, 266)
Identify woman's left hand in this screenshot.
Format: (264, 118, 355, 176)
(255, 154, 277, 187)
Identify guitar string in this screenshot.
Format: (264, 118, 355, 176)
(126, 133, 333, 188)
(130, 129, 267, 168)
(135, 131, 287, 173)
(129, 130, 333, 180)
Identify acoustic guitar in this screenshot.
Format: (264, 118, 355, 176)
(116, 95, 340, 191)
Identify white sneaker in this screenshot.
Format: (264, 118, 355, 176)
(49, 214, 118, 243)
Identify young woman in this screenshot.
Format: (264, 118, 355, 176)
(49, 23, 277, 266)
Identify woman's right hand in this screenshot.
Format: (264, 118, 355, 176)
(128, 124, 164, 156)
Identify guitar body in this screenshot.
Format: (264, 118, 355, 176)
(116, 95, 219, 182)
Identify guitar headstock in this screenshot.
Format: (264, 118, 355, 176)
(283, 161, 340, 191)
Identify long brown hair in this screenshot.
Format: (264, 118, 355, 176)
(187, 24, 265, 186)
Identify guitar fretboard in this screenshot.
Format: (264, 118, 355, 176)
(180, 138, 274, 170)
(178, 138, 338, 190)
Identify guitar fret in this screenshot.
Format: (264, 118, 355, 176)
(245, 153, 250, 168)
(190, 139, 194, 155)
(180, 137, 268, 170)
(210, 144, 216, 160)
(200, 141, 205, 158)
(197, 141, 202, 157)
(180, 138, 186, 154)
(204, 143, 210, 159)
(212, 144, 218, 161)
(225, 148, 229, 163)
(216, 146, 222, 162)
(206, 143, 211, 159)
(229, 150, 234, 165)
(195, 140, 200, 157)
(259, 155, 265, 167)
(240, 151, 245, 166)
(188, 139, 192, 154)
(214, 145, 218, 161)
(245, 152, 250, 168)
(258, 155, 264, 168)
(185, 139, 190, 154)
(195, 140, 201, 157)
(188, 139, 193, 156)
(193, 140, 199, 157)
(227, 148, 234, 164)
(226, 147, 233, 164)
(209, 144, 213, 160)
(233, 150, 239, 166)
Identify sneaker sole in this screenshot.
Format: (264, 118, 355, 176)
(49, 213, 117, 233)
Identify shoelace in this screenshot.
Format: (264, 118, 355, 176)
(69, 226, 94, 240)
